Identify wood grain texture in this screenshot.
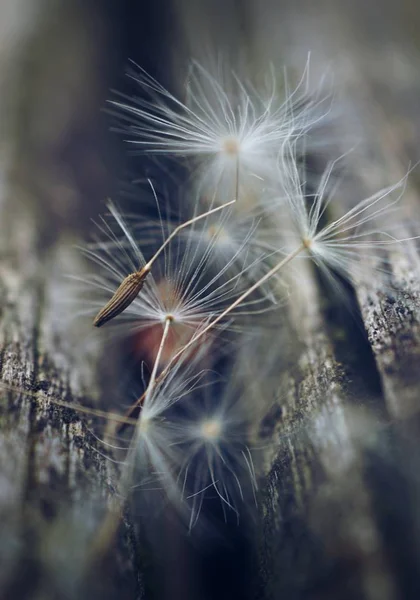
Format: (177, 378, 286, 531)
(255, 61, 420, 600)
(255, 254, 406, 600)
(0, 200, 144, 600)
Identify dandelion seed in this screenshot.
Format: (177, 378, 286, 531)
(93, 266, 151, 327)
(110, 60, 326, 203)
(85, 333, 217, 559)
(173, 347, 270, 528)
(121, 337, 214, 515)
(135, 194, 286, 306)
(76, 189, 279, 369)
(278, 146, 416, 284)
(92, 197, 236, 328)
(128, 159, 414, 413)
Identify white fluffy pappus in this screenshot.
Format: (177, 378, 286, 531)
(168, 331, 278, 529)
(110, 59, 329, 204)
(134, 192, 288, 309)
(73, 197, 281, 366)
(110, 338, 264, 531)
(276, 146, 418, 288)
(147, 156, 418, 373)
(117, 338, 216, 520)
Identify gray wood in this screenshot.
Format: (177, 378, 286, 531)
(0, 3, 145, 598)
(0, 199, 144, 600)
(255, 256, 405, 600)
(255, 60, 420, 600)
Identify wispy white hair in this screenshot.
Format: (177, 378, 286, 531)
(111, 59, 330, 201)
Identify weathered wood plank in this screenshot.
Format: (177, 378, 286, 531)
(255, 255, 403, 600)
(0, 184, 144, 600)
(255, 36, 420, 596)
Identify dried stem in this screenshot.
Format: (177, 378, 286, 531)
(145, 199, 236, 269)
(122, 242, 306, 422)
(0, 382, 138, 426)
(87, 316, 173, 564)
(93, 199, 236, 327)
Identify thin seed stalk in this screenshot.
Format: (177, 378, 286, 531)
(86, 316, 173, 565)
(93, 200, 236, 327)
(162, 244, 305, 377)
(122, 242, 306, 421)
(147, 199, 236, 268)
(0, 382, 138, 426)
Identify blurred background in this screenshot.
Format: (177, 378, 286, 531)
(2, 0, 420, 236)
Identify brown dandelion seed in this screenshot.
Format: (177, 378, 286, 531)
(93, 265, 151, 327)
(92, 198, 236, 328)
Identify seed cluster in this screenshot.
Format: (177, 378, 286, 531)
(81, 60, 416, 531)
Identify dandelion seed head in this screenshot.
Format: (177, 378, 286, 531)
(275, 144, 415, 289)
(199, 417, 222, 442)
(221, 136, 240, 156)
(75, 47, 419, 543)
(111, 59, 329, 206)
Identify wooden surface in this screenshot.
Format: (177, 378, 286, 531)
(0, 199, 143, 599)
(255, 71, 420, 600)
